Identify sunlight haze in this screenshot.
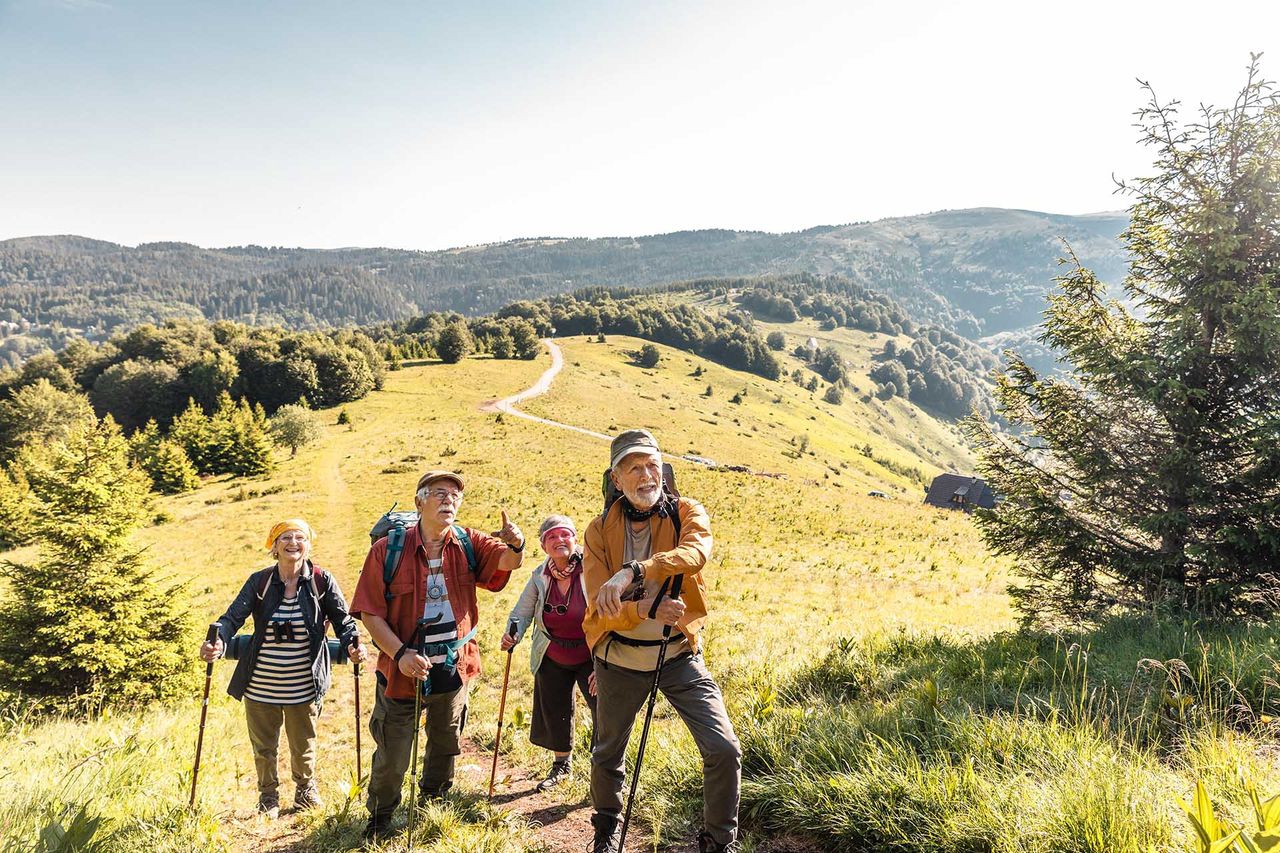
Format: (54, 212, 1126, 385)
(1, 0, 1276, 248)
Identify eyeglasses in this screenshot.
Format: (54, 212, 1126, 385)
(277, 533, 309, 543)
(542, 603, 569, 615)
(428, 489, 463, 504)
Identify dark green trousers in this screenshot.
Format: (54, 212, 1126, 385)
(366, 673, 469, 819)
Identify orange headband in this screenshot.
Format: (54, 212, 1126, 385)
(264, 518, 314, 551)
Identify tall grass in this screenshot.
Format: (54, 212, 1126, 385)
(621, 617, 1280, 852)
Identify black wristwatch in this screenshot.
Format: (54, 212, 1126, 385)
(509, 538, 525, 553)
(624, 560, 644, 584)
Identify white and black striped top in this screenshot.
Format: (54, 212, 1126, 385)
(244, 594, 315, 705)
(420, 558, 459, 663)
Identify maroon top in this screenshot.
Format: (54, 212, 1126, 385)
(542, 563, 590, 666)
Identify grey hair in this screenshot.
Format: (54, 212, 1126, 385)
(417, 485, 463, 502)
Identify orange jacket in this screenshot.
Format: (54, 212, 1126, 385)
(582, 496, 713, 655)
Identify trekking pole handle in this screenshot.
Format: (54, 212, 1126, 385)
(203, 623, 220, 663)
(507, 620, 518, 651)
(648, 574, 685, 634)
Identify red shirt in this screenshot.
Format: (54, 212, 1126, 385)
(351, 524, 512, 700)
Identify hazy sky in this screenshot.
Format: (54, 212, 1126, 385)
(2, 0, 1276, 250)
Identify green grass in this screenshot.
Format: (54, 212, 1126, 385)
(4, 339, 1273, 852)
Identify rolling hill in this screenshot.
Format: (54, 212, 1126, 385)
(0, 208, 1128, 365)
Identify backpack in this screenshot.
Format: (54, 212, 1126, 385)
(369, 503, 478, 604)
(253, 564, 332, 627)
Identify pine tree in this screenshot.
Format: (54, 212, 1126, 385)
(0, 379, 95, 462)
(0, 416, 195, 708)
(169, 398, 216, 474)
(965, 62, 1280, 620)
(218, 398, 274, 476)
(130, 422, 200, 494)
(0, 464, 35, 549)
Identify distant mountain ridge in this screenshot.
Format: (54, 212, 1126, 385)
(0, 208, 1129, 354)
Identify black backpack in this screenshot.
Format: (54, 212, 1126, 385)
(369, 504, 478, 604)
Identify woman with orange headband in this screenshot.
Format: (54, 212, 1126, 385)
(199, 518, 368, 818)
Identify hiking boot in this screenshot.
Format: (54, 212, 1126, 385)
(256, 793, 280, 819)
(294, 782, 323, 810)
(697, 830, 739, 853)
(590, 813, 620, 853)
(535, 758, 571, 792)
(362, 813, 394, 842)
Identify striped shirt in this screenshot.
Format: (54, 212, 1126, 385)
(244, 594, 315, 705)
(421, 558, 460, 664)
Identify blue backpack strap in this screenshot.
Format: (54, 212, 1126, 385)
(451, 524, 478, 574)
(383, 525, 407, 603)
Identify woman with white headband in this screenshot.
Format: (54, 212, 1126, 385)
(502, 514, 597, 792)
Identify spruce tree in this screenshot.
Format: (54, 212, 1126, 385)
(130, 422, 200, 494)
(168, 398, 216, 474)
(214, 396, 274, 477)
(0, 416, 195, 708)
(965, 61, 1280, 620)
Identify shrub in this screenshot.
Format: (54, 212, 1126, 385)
(269, 403, 321, 457)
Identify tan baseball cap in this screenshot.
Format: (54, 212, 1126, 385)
(416, 470, 465, 493)
(609, 429, 660, 469)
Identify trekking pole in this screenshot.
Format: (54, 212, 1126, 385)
(618, 574, 684, 850)
(406, 621, 427, 851)
(189, 622, 219, 810)
(488, 620, 518, 800)
(352, 635, 363, 779)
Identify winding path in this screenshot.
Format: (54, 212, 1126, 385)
(482, 339, 711, 468)
(481, 339, 615, 442)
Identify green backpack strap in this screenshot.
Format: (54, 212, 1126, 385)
(451, 524, 479, 574)
(383, 525, 407, 603)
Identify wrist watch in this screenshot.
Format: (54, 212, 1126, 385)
(624, 560, 643, 584)
(509, 538, 525, 553)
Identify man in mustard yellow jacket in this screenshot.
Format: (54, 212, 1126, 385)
(584, 429, 741, 853)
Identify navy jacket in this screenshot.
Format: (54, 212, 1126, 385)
(214, 562, 359, 703)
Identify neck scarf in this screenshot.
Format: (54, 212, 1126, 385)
(546, 551, 580, 582)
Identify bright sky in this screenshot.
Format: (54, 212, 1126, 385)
(1, 0, 1276, 250)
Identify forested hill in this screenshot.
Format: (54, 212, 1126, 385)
(0, 208, 1128, 360)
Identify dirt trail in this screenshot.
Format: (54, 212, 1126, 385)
(481, 340, 710, 474)
(480, 338, 614, 444)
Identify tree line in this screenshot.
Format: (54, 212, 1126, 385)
(368, 285, 784, 380)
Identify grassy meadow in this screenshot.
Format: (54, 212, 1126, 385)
(3, 334, 1280, 852)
